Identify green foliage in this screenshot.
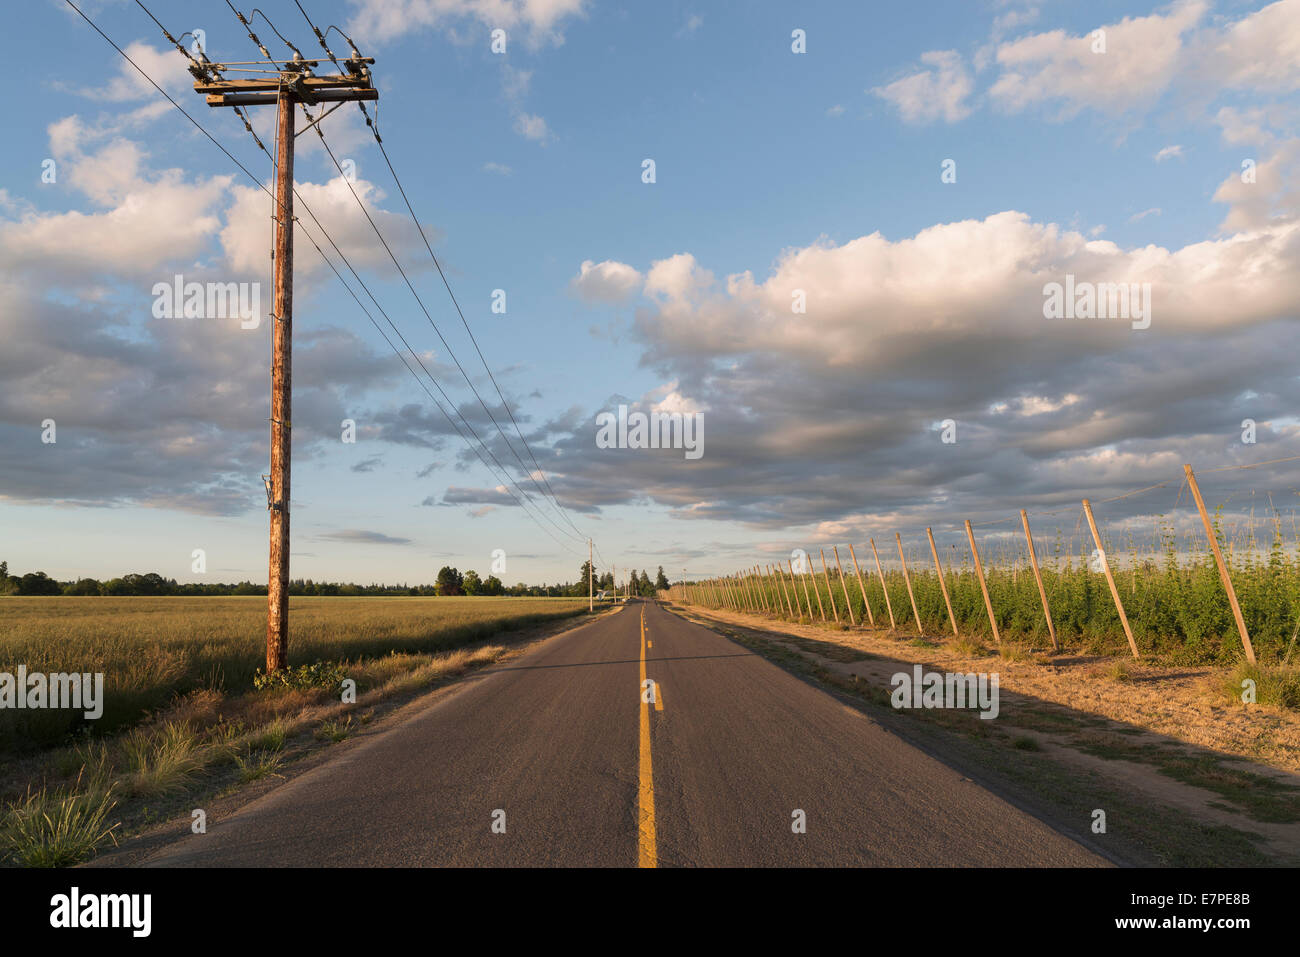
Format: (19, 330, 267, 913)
(252, 660, 348, 692)
(0, 776, 120, 867)
(694, 518, 1300, 667)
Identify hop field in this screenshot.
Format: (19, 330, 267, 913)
(678, 519, 1300, 666)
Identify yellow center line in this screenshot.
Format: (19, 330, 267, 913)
(638, 607, 657, 868)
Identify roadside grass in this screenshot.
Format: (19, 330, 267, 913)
(0, 642, 511, 865)
(119, 721, 206, 798)
(0, 596, 594, 867)
(1220, 663, 1300, 710)
(234, 748, 285, 784)
(315, 716, 353, 743)
(952, 636, 989, 658)
(0, 774, 120, 868)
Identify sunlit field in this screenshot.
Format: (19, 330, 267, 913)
(0, 596, 589, 748)
(674, 521, 1300, 666)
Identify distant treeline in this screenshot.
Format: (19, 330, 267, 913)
(0, 560, 673, 599)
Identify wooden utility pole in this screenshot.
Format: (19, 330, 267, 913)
(196, 53, 378, 673)
(588, 539, 594, 611)
(265, 87, 294, 673)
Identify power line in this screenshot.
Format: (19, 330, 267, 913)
(225, 0, 584, 545)
(76, 0, 586, 559)
(290, 0, 590, 544)
(305, 121, 587, 544)
(204, 2, 588, 552)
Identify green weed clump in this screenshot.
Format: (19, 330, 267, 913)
(253, 660, 347, 692)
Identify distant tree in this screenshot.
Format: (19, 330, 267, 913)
(655, 566, 670, 591)
(577, 560, 594, 597)
(436, 566, 464, 596)
(0, 561, 8, 580)
(482, 575, 504, 596)
(63, 578, 102, 596)
(462, 569, 482, 595)
(17, 571, 61, 596)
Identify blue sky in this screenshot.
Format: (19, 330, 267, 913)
(1, 0, 1298, 586)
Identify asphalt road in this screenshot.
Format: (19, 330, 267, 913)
(141, 601, 1107, 867)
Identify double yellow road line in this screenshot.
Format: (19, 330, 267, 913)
(638, 606, 657, 867)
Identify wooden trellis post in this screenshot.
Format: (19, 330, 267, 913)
(896, 533, 923, 634)
(819, 549, 840, 623)
(1020, 509, 1058, 652)
(805, 562, 827, 622)
(1184, 465, 1256, 665)
(869, 538, 896, 630)
(788, 559, 809, 619)
(832, 546, 856, 626)
(926, 527, 958, 637)
(1082, 500, 1140, 659)
(964, 520, 1001, 644)
(847, 544, 875, 625)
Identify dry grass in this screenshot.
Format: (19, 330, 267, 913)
(0, 595, 587, 749)
(0, 597, 591, 866)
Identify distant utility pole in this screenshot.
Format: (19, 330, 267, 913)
(588, 539, 594, 611)
(195, 53, 377, 672)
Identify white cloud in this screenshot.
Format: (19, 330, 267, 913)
(74, 42, 193, 102)
(644, 253, 714, 304)
(872, 50, 973, 124)
(348, 0, 588, 47)
(989, 0, 1206, 116)
(483, 161, 513, 175)
(544, 140, 1300, 527)
(1154, 144, 1184, 162)
(1213, 104, 1295, 146)
(513, 111, 550, 142)
(221, 175, 430, 278)
(569, 259, 643, 303)
(1202, 0, 1300, 94)
(1212, 138, 1300, 233)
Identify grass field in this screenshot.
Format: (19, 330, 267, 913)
(0, 596, 590, 750)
